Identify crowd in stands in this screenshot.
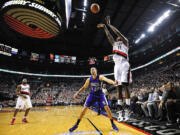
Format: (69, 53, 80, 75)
(0, 61, 179, 125)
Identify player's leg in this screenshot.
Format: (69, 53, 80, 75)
(69, 107, 88, 132)
(11, 97, 25, 125)
(121, 62, 131, 121)
(104, 106, 119, 131)
(22, 96, 32, 123)
(100, 94, 119, 131)
(69, 94, 94, 132)
(114, 63, 123, 109)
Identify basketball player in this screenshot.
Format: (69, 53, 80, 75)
(10, 78, 32, 125)
(69, 67, 119, 132)
(97, 16, 132, 121)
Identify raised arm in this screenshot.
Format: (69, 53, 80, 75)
(73, 78, 90, 100)
(97, 24, 115, 46)
(105, 16, 128, 46)
(99, 75, 115, 85)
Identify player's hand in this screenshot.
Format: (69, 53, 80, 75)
(112, 81, 116, 86)
(97, 24, 105, 28)
(105, 16, 110, 25)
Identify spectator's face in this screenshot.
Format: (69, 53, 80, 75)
(175, 82, 179, 86)
(103, 84, 106, 88)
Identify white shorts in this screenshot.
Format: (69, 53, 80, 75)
(114, 59, 132, 85)
(15, 95, 32, 109)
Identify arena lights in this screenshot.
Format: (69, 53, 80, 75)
(82, 0, 88, 22)
(135, 9, 172, 44)
(148, 10, 171, 32)
(135, 33, 146, 44)
(0, 47, 179, 77)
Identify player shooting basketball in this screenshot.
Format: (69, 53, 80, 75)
(97, 16, 132, 121)
(69, 67, 119, 132)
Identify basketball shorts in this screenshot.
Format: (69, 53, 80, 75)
(84, 94, 108, 108)
(15, 95, 32, 109)
(114, 59, 132, 85)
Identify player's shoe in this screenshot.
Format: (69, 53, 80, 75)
(10, 118, 15, 125)
(69, 124, 78, 132)
(112, 123, 119, 132)
(22, 118, 28, 123)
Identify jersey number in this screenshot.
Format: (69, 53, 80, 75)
(118, 45, 121, 50)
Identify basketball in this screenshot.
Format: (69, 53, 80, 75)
(90, 3, 100, 14)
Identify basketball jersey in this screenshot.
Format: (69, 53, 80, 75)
(90, 75, 102, 95)
(113, 41, 129, 62)
(20, 84, 30, 95)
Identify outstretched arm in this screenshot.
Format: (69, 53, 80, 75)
(105, 16, 128, 46)
(73, 78, 90, 100)
(99, 75, 115, 85)
(97, 24, 115, 46)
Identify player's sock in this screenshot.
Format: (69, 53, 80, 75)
(69, 119, 80, 132)
(125, 98, 130, 106)
(118, 99, 123, 106)
(124, 99, 130, 121)
(117, 100, 123, 111)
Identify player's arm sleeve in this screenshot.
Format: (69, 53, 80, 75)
(77, 78, 90, 95)
(99, 75, 114, 85)
(103, 25, 115, 46)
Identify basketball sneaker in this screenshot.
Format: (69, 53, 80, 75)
(10, 118, 15, 125)
(22, 118, 28, 123)
(69, 124, 78, 132)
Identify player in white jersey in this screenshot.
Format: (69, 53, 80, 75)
(97, 16, 132, 121)
(10, 78, 32, 125)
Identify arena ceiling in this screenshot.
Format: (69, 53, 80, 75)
(0, 0, 179, 58)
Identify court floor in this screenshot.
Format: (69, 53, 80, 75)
(0, 106, 150, 135)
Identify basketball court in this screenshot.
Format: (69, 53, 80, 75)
(0, 106, 150, 135)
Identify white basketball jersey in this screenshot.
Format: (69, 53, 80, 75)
(20, 84, 30, 95)
(113, 41, 129, 62)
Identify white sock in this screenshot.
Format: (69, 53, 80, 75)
(13, 117, 15, 119)
(24, 116, 27, 119)
(118, 100, 123, 106)
(125, 99, 130, 105)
